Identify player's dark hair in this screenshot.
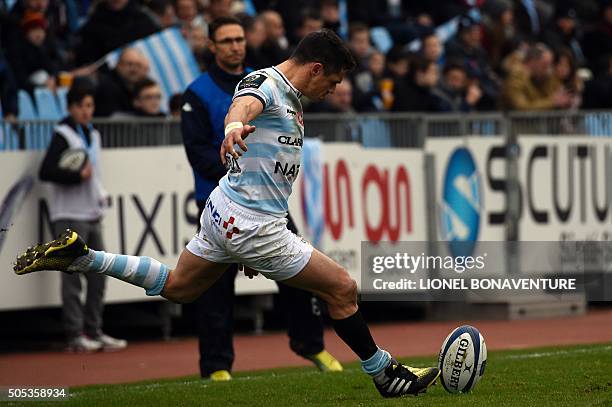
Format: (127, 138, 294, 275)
(291, 29, 356, 74)
(133, 77, 158, 98)
(67, 77, 95, 106)
(209, 16, 243, 41)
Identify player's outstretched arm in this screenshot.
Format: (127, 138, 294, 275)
(221, 95, 264, 165)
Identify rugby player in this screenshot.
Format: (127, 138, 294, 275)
(14, 29, 439, 398)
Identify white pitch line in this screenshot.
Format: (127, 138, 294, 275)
(499, 345, 612, 360)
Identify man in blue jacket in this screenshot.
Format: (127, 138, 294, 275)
(181, 16, 342, 381)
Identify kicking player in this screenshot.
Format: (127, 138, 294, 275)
(14, 29, 439, 398)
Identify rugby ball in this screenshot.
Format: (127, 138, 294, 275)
(58, 149, 88, 172)
(438, 325, 487, 393)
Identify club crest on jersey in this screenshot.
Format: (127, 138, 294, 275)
(286, 107, 304, 127)
(238, 73, 266, 90)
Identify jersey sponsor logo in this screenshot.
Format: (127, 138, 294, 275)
(237, 73, 266, 90)
(277, 135, 303, 147)
(275, 161, 300, 177)
(222, 216, 241, 239)
(206, 199, 241, 239)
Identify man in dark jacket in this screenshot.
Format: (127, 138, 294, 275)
(445, 14, 500, 110)
(181, 17, 342, 381)
(74, 0, 160, 66)
(392, 56, 439, 112)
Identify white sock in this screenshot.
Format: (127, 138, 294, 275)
(69, 249, 169, 296)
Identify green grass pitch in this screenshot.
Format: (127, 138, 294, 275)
(42, 343, 612, 406)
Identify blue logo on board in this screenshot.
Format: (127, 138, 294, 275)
(440, 148, 481, 257)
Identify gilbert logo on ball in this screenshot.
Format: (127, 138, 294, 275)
(438, 325, 487, 393)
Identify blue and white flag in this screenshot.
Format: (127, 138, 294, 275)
(105, 28, 200, 112)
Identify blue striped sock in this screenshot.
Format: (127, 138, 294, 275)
(361, 348, 392, 376)
(86, 250, 169, 296)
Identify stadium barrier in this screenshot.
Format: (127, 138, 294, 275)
(1, 111, 611, 150)
(1, 111, 610, 311)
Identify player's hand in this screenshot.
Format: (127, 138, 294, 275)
(220, 124, 256, 165)
(239, 264, 259, 279)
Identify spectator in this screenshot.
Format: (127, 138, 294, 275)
(581, 1, 612, 73)
(431, 61, 482, 112)
(0, 50, 18, 120)
(75, 0, 159, 66)
(330, 79, 354, 111)
(348, 22, 373, 71)
(176, 0, 206, 32)
(419, 31, 443, 67)
(513, 0, 546, 40)
(207, 0, 234, 20)
(483, 1, 518, 72)
(189, 24, 209, 71)
(581, 54, 612, 109)
(380, 46, 410, 111)
(392, 56, 439, 112)
(274, 0, 318, 42)
(352, 51, 386, 111)
(320, 0, 340, 35)
(295, 11, 323, 43)
(7, 11, 61, 94)
(540, 5, 585, 67)
(243, 15, 268, 69)
(131, 78, 165, 117)
(168, 93, 182, 117)
(94, 48, 149, 117)
(446, 14, 501, 110)
(145, 0, 177, 29)
(2, 0, 69, 61)
(260, 10, 290, 65)
(554, 48, 582, 108)
(501, 43, 571, 110)
(38, 79, 127, 353)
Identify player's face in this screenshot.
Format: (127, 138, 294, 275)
(68, 95, 95, 126)
(307, 65, 345, 101)
(211, 24, 246, 70)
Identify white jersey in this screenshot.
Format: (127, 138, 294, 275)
(219, 67, 304, 215)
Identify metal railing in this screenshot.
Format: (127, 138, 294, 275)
(1, 111, 610, 151)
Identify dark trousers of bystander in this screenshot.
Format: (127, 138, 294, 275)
(52, 219, 107, 340)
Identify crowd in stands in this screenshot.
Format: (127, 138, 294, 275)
(0, 0, 611, 121)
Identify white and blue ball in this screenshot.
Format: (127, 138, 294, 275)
(438, 325, 487, 393)
(58, 148, 88, 172)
